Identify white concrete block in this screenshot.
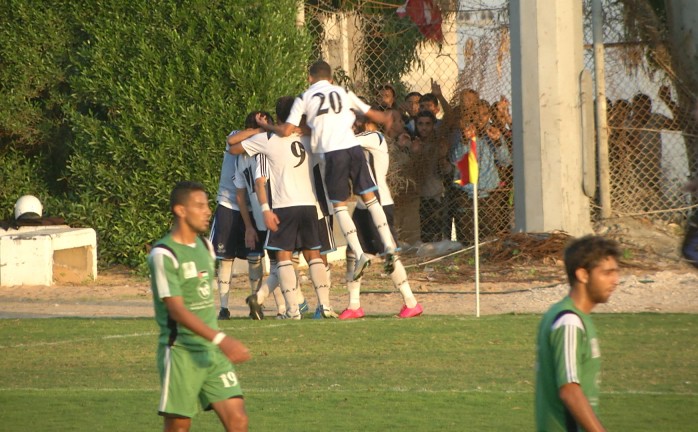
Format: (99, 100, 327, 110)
(0, 226, 97, 286)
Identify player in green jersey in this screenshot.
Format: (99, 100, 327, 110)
(535, 235, 620, 432)
(148, 181, 251, 432)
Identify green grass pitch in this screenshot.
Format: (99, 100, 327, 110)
(0, 314, 696, 431)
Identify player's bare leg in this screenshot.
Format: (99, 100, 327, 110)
(211, 396, 249, 432)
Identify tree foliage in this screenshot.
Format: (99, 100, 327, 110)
(0, 0, 311, 268)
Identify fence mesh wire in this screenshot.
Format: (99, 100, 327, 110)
(582, 0, 696, 221)
(302, 0, 694, 248)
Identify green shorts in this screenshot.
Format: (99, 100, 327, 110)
(157, 344, 243, 418)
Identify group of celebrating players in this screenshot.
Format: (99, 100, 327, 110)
(210, 60, 423, 321)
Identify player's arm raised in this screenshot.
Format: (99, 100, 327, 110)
(228, 130, 260, 155)
(256, 113, 295, 137)
(227, 128, 262, 147)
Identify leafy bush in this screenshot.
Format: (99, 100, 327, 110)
(1, 0, 311, 269)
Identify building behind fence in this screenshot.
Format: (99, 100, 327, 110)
(302, 0, 694, 245)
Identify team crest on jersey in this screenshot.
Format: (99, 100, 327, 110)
(198, 280, 211, 298)
(197, 270, 211, 298)
(590, 338, 601, 358)
(217, 243, 225, 254)
(182, 261, 197, 279)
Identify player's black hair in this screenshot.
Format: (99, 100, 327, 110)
(415, 110, 437, 123)
(419, 93, 439, 107)
(275, 96, 296, 124)
(244, 111, 274, 129)
(309, 60, 332, 80)
(564, 235, 620, 286)
(170, 181, 206, 214)
(405, 91, 422, 100)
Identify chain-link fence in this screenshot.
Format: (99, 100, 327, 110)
(582, 0, 696, 221)
(304, 0, 512, 247)
(303, 0, 694, 248)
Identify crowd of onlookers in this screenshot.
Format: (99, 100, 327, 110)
(367, 81, 693, 245)
(364, 82, 514, 246)
(607, 86, 684, 208)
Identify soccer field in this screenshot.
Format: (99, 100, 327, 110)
(0, 314, 696, 431)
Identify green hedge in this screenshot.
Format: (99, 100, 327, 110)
(1, 0, 310, 269)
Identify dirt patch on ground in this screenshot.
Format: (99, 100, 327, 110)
(1, 219, 696, 318)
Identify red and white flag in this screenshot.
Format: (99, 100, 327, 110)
(396, 0, 444, 43)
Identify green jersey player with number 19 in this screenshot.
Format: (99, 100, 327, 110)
(535, 235, 620, 432)
(256, 60, 398, 282)
(148, 181, 251, 432)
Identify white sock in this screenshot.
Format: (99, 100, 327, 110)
(309, 258, 331, 307)
(272, 286, 286, 315)
(365, 198, 396, 252)
(247, 255, 263, 294)
(391, 258, 417, 308)
(345, 251, 361, 309)
(278, 260, 298, 315)
(335, 205, 365, 257)
(256, 259, 278, 305)
(291, 253, 306, 304)
(346, 251, 356, 282)
(325, 263, 332, 289)
(217, 259, 233, 309)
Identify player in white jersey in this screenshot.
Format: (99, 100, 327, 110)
(256, 61, 398, 281)
(228, 96, 337, 320)
(226, 116, 309, 320)
(339, 115, 424, 319)
(231, 147, 295, 318)
(210, 112, 271, 320)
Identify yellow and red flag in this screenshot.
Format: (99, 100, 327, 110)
(455, 136, 478, 186)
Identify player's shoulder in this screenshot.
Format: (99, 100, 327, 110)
(149, 238, 179, 267)
(356, 130, 385, 146)
(551, 310, 585, 331)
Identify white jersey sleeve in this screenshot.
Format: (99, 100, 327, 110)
(240, 131, 270, 157)
(347, 90, 372, 114)
(285, 97, 304, 127)
(254, 154, 266, 181)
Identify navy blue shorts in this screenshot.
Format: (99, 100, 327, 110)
(352, 204, 396, 255)
(317, 215, 336, 255)
(323, 146, 378, 203)
(265, 206, 322, 252)
(209, 206, 247, 260)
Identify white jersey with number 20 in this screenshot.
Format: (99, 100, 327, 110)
(286, 80, 372, 154)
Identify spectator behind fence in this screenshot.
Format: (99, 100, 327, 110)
(419, 79, 452, 124)
(626, 87, 681, 206)
(402, 110, 451, 243)
(375, 83, 406, 139)
(446, 109, 512, 244)
(490, 96, 514, 186)
(402, 91, 422, 135)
